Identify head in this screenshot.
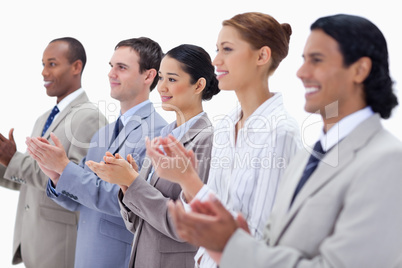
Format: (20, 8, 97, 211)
(158, 44, 219, 119)
(306, 14, 397, 119)
(115, 37, 163, 91)
(214, 12, 292, 90)
(109, 37, 163, 112)
(42, 37, 86, 102)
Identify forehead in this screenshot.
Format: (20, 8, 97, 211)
(216, 25, 244, 44)
(303, 29, 342, 59)
(110, 46, 140, 64)
(43, 41, 69, 61)
(160, 56, 182, 72)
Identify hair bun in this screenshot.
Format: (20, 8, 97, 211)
(281, 23, 292, 38)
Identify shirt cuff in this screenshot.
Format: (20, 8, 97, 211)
(47, 179, 60, 196)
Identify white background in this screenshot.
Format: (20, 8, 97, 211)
(1, 0, 400, 266)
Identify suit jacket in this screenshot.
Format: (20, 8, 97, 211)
(119, 113, 214, 268)
(0, 92, 106, 268)
(46, 101, 167, 268)
(221, 114, 402, 268)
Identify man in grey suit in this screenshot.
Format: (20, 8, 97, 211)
(0, 37, 106, 267)
(165, 14, 402, 268)
(26, 37, 167, 268)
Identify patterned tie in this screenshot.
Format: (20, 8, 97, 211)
(110, 117, 123, 143)
(41, 106, 60, 137)
(290, 141, 325, 206)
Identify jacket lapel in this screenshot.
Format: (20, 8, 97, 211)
(271, 114, 382, 245)
(107, 102, 154, 155)
(42, 92, 89, 139)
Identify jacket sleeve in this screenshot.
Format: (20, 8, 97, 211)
(122, 129, 213, 242)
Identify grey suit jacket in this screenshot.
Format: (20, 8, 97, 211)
(0, 92, 106, 268)
(221, 114, 402, 268)
(119, 113, 214, 268)
(46, 101, 167, 268)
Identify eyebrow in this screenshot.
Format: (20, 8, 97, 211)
(159, 71, 180, 77)
(110, 62, 129, 68)
(303, 52, 324, 58)
(217, 41, 233, 46)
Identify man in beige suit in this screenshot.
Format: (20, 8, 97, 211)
(165, 14, 402, 268)
(0, 37, 106, 267)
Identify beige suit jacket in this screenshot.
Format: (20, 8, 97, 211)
(0, 92, 106, 268)
(119, 113, 214, 268)
(221, 114, 402, 268)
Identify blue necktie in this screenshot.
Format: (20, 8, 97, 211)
(110, 117, 123, 143)
(290, 141, 325, 207)
(41, 106, 59, 137)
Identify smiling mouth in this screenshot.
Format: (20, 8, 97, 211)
(44, 81, 53, 88)
(161, 96, 172, 102)
(215, 71, 228, 79)
(305, 87, 320, 94)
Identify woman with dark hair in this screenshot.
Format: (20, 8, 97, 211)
(86, 44, 219, 267)
(145, 12, 301, 268)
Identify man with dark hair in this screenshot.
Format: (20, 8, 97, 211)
(0, 37, 106, 267)
(26, 37, 167, 267)
(164, 14, 402, 267)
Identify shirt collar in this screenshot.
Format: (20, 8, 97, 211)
(119, 100, 150, 126)
(320, 106, 374, 151)
(56, 88, 84, 113)
(161, 112, 205, 141)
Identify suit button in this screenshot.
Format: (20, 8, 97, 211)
(25, 205, 30, 211)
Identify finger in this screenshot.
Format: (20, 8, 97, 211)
(114, 153, 123, 160)
(236, 214, 250, 234)
(105, 151, 114, 157)
(37, 137, 51, 144)
(191, 199, 216, 216)
(50, 133, 63, 149)
(8, 128, 15, 144)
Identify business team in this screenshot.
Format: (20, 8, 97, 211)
(1, 11, 401, 268)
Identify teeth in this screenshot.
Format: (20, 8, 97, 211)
(306, 87, 319, 93)
(44, 81, 52, 86)
(216, 71, 228, 76)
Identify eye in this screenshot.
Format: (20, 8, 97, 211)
(168, 78, 176, 82)
(223, 47, 233, 52)
(158, 76, 163, 81)
(49, 62, 56, 67)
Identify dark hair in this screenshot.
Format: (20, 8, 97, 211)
(165, 44, 220, 101)
(311, 14, 398, 119)
(115, 37, 163, 91)
(223, 12, 292, 74)
(50, 37, 86, 74)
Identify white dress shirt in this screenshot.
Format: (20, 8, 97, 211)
(193, 93, 301, 267)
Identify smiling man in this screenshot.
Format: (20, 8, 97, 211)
(0, 37, 106, 268)
(166, 14, 402, 268)
(26, 37, 167, 268)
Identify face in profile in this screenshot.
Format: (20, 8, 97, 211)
(157, 56, 202, 115)
(42, 41, 76, 101)
(213, 26, 261, 91)
(297, 29, 362, 117)
(108, 46, 145, 102)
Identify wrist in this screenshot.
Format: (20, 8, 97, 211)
(181, 172, 204, 203)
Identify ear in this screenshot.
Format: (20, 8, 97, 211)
(71, 60, 83, 75)
(144, 68, 157, 85)
(353, 57, 372, 84)
(194, 77, 206, 95)
(257, 46, 271, 66)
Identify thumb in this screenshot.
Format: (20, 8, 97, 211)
(9, 128, 15, 145)
(50, 133, 63, 148)
(236, 214, 250, 234)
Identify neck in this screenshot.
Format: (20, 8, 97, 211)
(235, 85, 272, 122)
(175, 106, 203, 127)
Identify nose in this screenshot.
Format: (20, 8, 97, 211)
(42, 65, 48, 77)
(108, 67, 116, 79)
(212, 53, 222, 67)
(157, 78, 167, 93)
(296, 61, 307, 80)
